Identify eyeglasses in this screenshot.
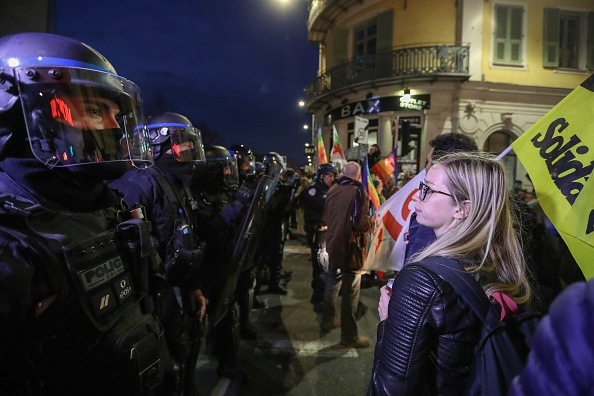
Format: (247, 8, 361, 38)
(418, 181, 454, 201)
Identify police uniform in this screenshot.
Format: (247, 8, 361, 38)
(0, 32, 167, 395)
(301, 178, 331, 305)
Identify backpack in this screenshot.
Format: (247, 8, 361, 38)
(415, 257, 541, 396)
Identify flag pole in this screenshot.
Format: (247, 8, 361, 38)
(496, 145, 513, 160)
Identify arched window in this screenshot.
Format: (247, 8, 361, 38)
(484, 130, 518, 183)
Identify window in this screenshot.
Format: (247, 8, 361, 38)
(354, 22, 377, 57)
(559, 13, 580, 69)
(543, 8, 594, 70)
(493, 4, 524, 66)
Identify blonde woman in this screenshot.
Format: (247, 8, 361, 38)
(368, 152, 532, 395)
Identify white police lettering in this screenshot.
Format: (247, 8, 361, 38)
(81, 256, 125, 291)
(531, 118, 594, 205)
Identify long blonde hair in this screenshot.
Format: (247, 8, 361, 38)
(411, 152, 532, 304)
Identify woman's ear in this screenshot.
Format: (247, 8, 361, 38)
(454, 200, 471, 220)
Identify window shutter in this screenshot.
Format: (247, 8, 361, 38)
(543, 8, 560, 68)
(509, 6, 523, 63)
(332, 28, 348, 66)
(586, 12, 594, 70)
(376, 9, 393, 52)
(494, 4, 508, 63)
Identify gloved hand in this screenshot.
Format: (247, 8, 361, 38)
(166, 243, 206, 286)
(221, 200, 244, 225)
(235, 185, 254, 206)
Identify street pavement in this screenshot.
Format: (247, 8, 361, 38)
(194, 232, 385, 396)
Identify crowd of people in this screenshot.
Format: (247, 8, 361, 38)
(0, 31, 589, 396)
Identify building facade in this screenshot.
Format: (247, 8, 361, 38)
(304, 0, 594, 188)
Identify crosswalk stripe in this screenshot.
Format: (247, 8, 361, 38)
(254, 339, 359, 358)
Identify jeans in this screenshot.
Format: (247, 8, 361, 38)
(321, 262, 361, 340)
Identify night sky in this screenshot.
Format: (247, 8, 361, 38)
(53, 0, 318, 166)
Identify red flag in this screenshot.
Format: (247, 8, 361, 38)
(370, 149, 397, 184)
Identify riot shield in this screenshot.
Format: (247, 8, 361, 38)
(211, 160, 282, 326)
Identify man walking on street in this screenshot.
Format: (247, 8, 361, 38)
(321, 161, 372, 348)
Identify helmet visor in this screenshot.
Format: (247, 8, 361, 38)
(15, 66, 153, 169)
(148, 123, 206, 164)
(207, 156, 239, 188)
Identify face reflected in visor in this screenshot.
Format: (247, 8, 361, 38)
(49, 95, 123, 163)
(15, 66, 153, 169)
(150, 123, 206, 164)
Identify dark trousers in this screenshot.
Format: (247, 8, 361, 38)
(305, 224, 326, 303)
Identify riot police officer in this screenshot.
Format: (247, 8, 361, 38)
(229, 144, 260, 337)
(191, 145, 252, 381)
(253, 152, 293, 295)
(301, 163, 337, 312)
(0, 32, 165, 395)
(109, 112, 207, 394)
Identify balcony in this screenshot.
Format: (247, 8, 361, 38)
(304, 44, 471, 110)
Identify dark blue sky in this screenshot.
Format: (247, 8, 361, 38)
(53, 0, 318, 166)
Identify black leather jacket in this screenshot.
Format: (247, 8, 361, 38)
(367, 262, 483, 396)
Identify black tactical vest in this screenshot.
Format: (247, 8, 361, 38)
(0, 192, 165, 395)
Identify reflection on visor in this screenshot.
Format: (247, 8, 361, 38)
(14, 66, 153, 168)
(148, 123, 206, 164)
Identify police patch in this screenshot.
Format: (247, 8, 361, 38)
(308, 188, 316, 196)
(80, 256, 125, 291)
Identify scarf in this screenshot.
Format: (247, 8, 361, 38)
(337, 176, 366, 225)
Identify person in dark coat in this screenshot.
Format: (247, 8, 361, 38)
(509, 278, 593, 396)
(320, 161, 372, 348)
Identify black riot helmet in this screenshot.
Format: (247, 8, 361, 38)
(0, 32, 152, 176)
(262, 151, 286, 175)
(229, 144, 255, 179)
(193, 145, 239, 189)
(147, 112, 205, 163)
(314, 163, 337, 182)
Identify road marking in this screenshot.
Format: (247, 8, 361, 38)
(254, 339, 359, 358)
(283, 245, 310, 255)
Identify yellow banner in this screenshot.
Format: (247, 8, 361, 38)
(512, 74, 594, 279)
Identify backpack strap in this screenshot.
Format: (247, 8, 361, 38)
(413, 257, 491, 323)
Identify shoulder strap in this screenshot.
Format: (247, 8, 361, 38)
(414, 257, 491, 322)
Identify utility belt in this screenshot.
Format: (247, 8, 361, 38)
(0, 193, 165, 394)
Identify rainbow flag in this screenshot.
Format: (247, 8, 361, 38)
(511, 73, 594, 279)
(317, 124, 329, 165)
(371, 149, 397, 184)
(363, 156, 381, 211)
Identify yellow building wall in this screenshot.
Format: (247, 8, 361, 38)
(481, 0, 593, 89)
(323, 0, 458, 69)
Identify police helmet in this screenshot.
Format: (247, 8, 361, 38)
(193, 145, 239, 189)
(229, 144, 255, 178)
(0, 32, 152, 175)
(314, 163, 337, 181)
(147, 112, 205, 163)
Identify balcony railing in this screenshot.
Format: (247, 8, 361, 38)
(305, 44, 470, 105)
